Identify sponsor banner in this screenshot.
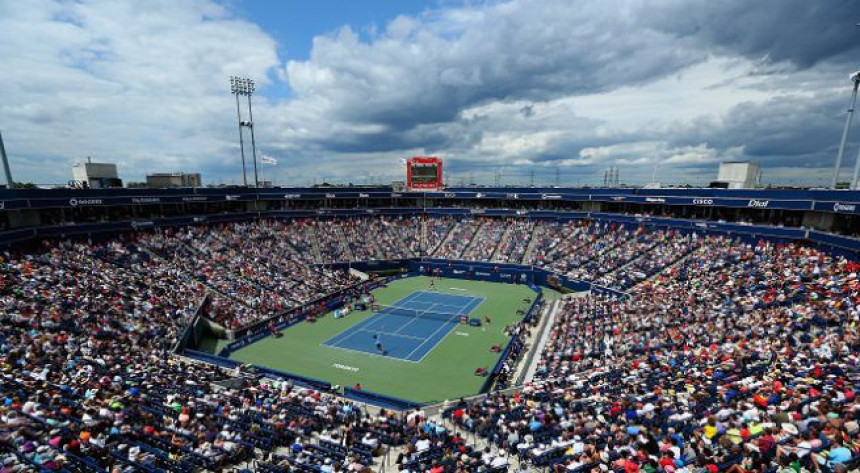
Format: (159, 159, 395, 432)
(814, 201, 860, 215)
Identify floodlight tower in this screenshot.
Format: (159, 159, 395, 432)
(242, 78, 260, 188)
(832, 71, 860, 188)
(230, 76, 249, 187)
(0, 130, 14, 188)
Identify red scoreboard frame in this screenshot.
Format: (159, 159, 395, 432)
(407, 156, 443, 189)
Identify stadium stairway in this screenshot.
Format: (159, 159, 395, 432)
(333, 226, 355, 261)
(489, 223, 514, 262)
(640, 241, 701, 287)
(453, 219, 485, 259)
(383, 221, 416, 258)
(521, 221, 545, 265)
(305, 224, 324, 263)
(520, 298, 563, 383)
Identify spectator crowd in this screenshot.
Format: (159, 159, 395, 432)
(0, 215, 858, 472)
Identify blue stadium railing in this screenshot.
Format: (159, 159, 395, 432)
(1, 186, 859, 213)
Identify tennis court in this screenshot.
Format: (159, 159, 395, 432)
(322, 291, 484, 362)
(219, 277, 536, 403)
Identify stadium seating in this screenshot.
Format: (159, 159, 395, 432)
(0, 215, 858, 472)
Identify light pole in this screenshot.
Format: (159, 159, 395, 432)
(0, 130, 14, 188)
(230, 76, 259, 187)
(832, 72, 860, 188)
(852, 73, 860, 189)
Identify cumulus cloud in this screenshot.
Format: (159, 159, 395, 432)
(0, 0, 857, 186)
(0, 0, 279, 184)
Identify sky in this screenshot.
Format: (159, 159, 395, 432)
(0, 0, 859, 188)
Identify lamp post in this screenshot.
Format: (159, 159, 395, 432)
(832, 72, 860, 188)
(230, 76, 259, 187)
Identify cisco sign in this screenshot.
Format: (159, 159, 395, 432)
(69, 198, 103, 206)
(692, 199, 713, 205)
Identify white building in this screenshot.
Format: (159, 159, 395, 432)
(72, 161, 122, 189)
(715, 162, 760, 189)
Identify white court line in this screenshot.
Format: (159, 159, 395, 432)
(323, 343, 421, 364)
(355, 328, 426, 341)
(406, 296, 485, 362)
(322, 291, 423, 347)
(392, 303, 439, 335)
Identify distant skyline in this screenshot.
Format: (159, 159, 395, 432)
(1, 0, 859, 187)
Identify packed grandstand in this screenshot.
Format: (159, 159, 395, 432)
(0, 192, 859, 473)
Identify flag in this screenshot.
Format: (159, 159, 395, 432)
(261, 154, 277, 165)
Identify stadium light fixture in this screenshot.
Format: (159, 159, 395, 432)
(0, 130, 14, 188)
(832, 71, 860, 189)
(230, 76, 249, 187)
(229, 76, 260, 188)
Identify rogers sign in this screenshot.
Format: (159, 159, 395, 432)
(69, 198, 103, 206)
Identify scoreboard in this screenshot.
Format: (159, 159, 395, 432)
(407, 156, 443, 190)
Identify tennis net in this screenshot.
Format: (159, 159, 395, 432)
(369, 304, 473, 323)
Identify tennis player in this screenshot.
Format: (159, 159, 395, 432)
(373, 334, 384, 354)
(429, 279, 437, 291)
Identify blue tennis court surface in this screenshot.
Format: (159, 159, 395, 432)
(322, 291, 484, 362)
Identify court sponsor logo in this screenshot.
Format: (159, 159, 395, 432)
(692, 199, 713, 205)
(541, 193, 562, 200)
(358, 193, 370, 198)
(476, 271, 491, 277)
(444, 193, 457, 198)
(132, 197, 160, 204)
(645, 197, 666, 203)
(611, 196, 626, 201)
(333, 363, 359, 372)
(455, 332, 469, 337)
(747, 199, 769, 208)
(225, 194, 241, 201)
(325, 193, 336, 199)
(283, 193, 301, 199)
(182, 196, 207, 202)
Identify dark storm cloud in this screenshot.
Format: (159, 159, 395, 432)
(645, 0, 860, 69)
